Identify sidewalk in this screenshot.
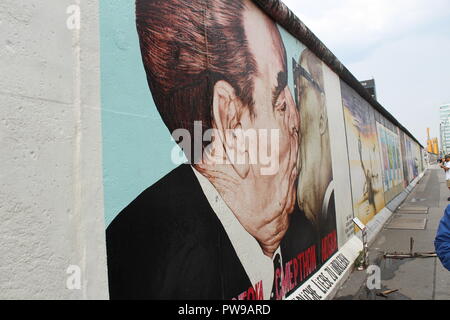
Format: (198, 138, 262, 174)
(335, 165, 450, 300)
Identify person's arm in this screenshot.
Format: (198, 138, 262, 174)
(435, 206, 450, 271)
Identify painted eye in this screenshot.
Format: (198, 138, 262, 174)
(280, 102, 287, 112)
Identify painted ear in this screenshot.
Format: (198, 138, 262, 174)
(212, 81, 250, 179)
(319, 96, 328, 136)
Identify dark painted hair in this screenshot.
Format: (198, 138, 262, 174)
(136, 0, 258, 156)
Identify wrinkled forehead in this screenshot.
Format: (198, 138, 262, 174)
(242, 3, 286, 75)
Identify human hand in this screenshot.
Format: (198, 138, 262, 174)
(197, 127, 299, 258)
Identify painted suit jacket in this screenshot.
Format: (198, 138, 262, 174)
(106, 164, 316, 300)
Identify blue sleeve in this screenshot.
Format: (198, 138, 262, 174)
(435, 205, 450, 271)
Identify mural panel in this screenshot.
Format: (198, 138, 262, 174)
(399, 131, 410, 187)
(100, 0, 423, 301)
(376, 122, 404, 203)
(101, 0, 338, 300)
(341, 81, 385, 226)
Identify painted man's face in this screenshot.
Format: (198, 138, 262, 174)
(241, 9, 299, 186)
(295, 64, 325, 220)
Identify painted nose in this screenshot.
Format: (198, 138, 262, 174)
(289, 98, 300, 136)
(286, 91, 300, 135)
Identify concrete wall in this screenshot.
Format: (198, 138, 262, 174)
(0, 0, 425, 300)
(0, 0, 108, 299)
(99, 0, 424, 300)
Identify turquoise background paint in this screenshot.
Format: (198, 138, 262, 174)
(278, 27, 307, 100)
(100, 1, 306, 227)
(100, 1, 180, 227)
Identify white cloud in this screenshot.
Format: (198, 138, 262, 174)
(283, 0, 450, 62)
(347, 32, 450, 144)
(282, 0, 450, 145)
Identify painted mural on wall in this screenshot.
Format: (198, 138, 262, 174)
(376, 122, 404, 203)
(293, 50, 338, 265)
(415, 143, 424, 175)
(399, 131, 410, 187)
(341, 82, 385, 226)
(402, 134, 420, 184)
(102, 0, 339, 300)
(100, 0, 425, 301)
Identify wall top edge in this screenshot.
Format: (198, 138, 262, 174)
(252, 0, 424, 148)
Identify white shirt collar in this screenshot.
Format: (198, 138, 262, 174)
(191, 166, 282, 300)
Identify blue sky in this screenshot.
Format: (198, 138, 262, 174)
(283, 0, 450, 145)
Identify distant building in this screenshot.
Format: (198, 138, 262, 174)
(440, 103, 450, 155)
(360, 79, 377, 100)
(427, 128, 439, 155)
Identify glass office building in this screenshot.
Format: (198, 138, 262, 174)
(440, 104, 450, 155)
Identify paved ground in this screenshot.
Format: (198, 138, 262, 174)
(335, 165, 450, 300)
